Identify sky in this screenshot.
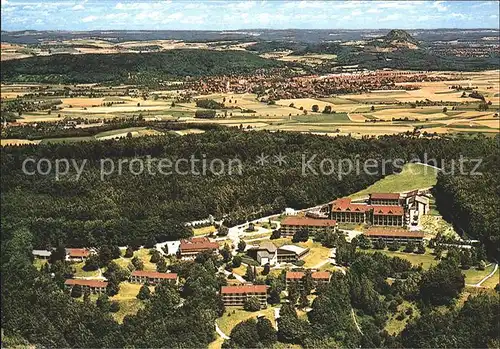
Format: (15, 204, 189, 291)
(1, 0, 499, 31)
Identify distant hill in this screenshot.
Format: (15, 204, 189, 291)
(0, 50, 283, 84)
(368, 29, 420, 50)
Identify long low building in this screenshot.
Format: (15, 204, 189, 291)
(281, 216, 338, 236)
(130, 271, 178, 285)
(64, 279, 108, 294)
(221, 285, 268, 308)
(285, 270, 331, 289)
(364, 228, 424, 243)
(66, 248, 92, 262)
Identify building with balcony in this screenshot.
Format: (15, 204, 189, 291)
(221, 285, 268, 307)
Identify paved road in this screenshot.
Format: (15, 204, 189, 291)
(351, 308, 363, 334)
(215, 322, 230, 340)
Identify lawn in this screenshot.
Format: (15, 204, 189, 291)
(297, 240, 331, 268)
(360, 248, 438, 270)
(113, 248, 157, 272)
(208, 337, 225, 349)
(480, 267, 499, 289)
(73, 261, 101, 277)
(192, 225, 217, 236)
(216, 307, 276, 336)
(350, 163, 438, 200)
(231, 265, 247, 277)
(33, 258, 48, 270)
(385, 300, 419, 336)
(110, 282, 153, 323)
(462, 264, 496, 285)
(112, 298, 144, 324)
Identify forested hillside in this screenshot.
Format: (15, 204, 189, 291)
(433, 147, 500, 259)
(0, 50, 283, 84)
(1, 130, 497, 252)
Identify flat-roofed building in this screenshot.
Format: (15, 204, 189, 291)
(369, 193, 401, 206)
(221, 285, 268, 307)
(130, 271, 178, 285)
(64, 279, 108, 294)
(32, 249, 52, 260)
(281, 216, 337, 236)
(371, 205, 404, 226)
(277, 245, 309, 264)
(179, 237, 219, 260)
(285, 271, 331, 289)
(330, 198, 371, 224)
(364, 228, 424, 243)
(66, 248, 91, 262)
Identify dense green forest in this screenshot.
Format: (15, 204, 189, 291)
(0, 50, 283, 84)
(433, 147, 500, 258)
(1, 130, 498, 255)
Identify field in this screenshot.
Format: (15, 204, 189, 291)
(2, 71, 498, 145)
(384, 300, 420, 336)
(350, 163, 439, 199)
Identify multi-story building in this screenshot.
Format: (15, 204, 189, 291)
(329, 198, 371, 224)
(281, 216, 338, 236)
(178, 237, 219, 260)
(64, 279, 108, 294)
(221, 285, 268, 308)
(330, 192, 427, 227)
(285, 271, 331, 289)
(364, 228, 424, 243)
(371, 205, 405, 226)
(130, 271, 178, 285)
(368, 193, 401, 206)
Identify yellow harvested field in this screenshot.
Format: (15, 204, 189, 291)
(64, 105, 170, 113)
(473, 119, 500, 128)
(348, 113, 368, 122)
(371, 109, 448, 121)
(275, 98, 334, 111)
(1, 139, 41, 146)
(61, 97, 105, 107)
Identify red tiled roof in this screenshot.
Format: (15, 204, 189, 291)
(286, 271, 305, 279)
(365, 228, 424, 238)
(312, 271, 331, 280)
(66, 248, 90, 258)
(221, 285, 268, 294)
(131, 271, 177, 279)
(64, 279, 108, 288)
(180, 238, 219, 252)
(370, 193, 400, 200)
(282, 216, 337, 227)
(371, 205, 404, 216)
(331, 198, 371, 213)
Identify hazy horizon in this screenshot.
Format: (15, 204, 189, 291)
(2, 0, 499, 31)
